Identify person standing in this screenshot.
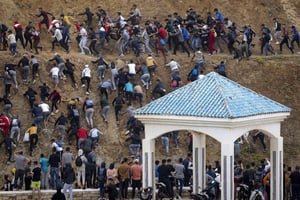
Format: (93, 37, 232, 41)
(76, 149, 87, 189)
(130, 159, 142, 199)
(14, 151, 29, 190)
(39, 153, 49, 190)
(98, 162, 107, 200)
(31, 160, 41, 200)
(63, 163, 76, 200)
(158, 159, 172, 198)
(118, 157, 130, 199)
(289, 166, 300, 200)
(49, 147, 61, 189)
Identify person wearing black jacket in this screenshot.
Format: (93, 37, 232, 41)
(18, 54, 30, 84)
(23, 87, 37, 109)
(62, 163, 75, 200)
(63, 59, 78, 88)
(0, 136, 16, 164)
(0, 95, 12, 117)
(55, 113, 67, 142)
(51, 186, 66, 200)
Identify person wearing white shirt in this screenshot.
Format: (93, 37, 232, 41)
(39, 102, 50, 126)
(127, 60, 136, 80)
(81, 65, 91, 95)
(50, 66, 59, 89)
(88, 128, 103, 146)
(165, 59, 181, 79)
(79, 26, 91, 55)
(51, 26, 69, 53)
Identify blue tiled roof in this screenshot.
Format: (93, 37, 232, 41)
(135, 72, 291, 119)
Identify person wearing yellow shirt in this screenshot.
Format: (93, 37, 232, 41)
(26, 123, 38, 156)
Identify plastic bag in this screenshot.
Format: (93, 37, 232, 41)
(23, 132, 29, 142)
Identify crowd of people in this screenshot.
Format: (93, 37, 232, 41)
(0, 2, 298, 200)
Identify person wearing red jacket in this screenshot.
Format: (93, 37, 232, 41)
(208, 27, 217, 55)
(77, 127, 87, 149)
(48, 90, 61, 115)
(13, 21, 25, 49)
(0, 114, 10, 137)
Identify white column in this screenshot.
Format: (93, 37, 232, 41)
(270, 136, 283, 200)
(192, 133, 206, 193)
(142, 138, 155, 195)
(220, 143, 234, 200)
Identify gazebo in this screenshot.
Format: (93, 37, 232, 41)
(134, 72, 291, 200)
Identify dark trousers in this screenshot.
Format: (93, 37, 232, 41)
(131, 179, 141, 198)
(5, 84, 11, 97)
(32, 63, 39, 80)
(114, 105, 122, 122)
(173, 41, 190, 56)
(280, 37, 294, 53)
(119, 179, 129, 198)
(63, 70, 76, 85)
(89, 40, 99, 55)
(29, 134, 38, 153)
(15, 169, 25, 189)
(81, 76, 91, 92)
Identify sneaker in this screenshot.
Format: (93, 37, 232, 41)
(15, 85, 18, 89)
(276, 41, 280, 45)
(32, 79, 36, 84)
(81, 84, 86, 87)
(55, 109, 59, 113)
(86, 91, 90, 95)
(75, 83, 78, 88)
(125, 130, 130, 135)
(80, 52, 85, 55)
(120, 53, 124, 57)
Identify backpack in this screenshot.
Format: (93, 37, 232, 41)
(56, 141, 63, 148)
(182, 28, 190, 40)
(72, 109, 79, 117)
(75, 156, 83, 167)
(1, 24, 8, 32)
(192, 68, 199, 76)
(86, 99, 94, 107)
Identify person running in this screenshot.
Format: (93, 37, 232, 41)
(5, 63, 18, 89)
(51, 26, 69, 53)
(63, 59, 78, 88)
(30, 27, 43, 54)
(54, 113, 68, 142)
(10, 114, 21, 143)
(13, 21, 25, 50)
(279, 24, 294, 54)
(36, 7, 53, 32)
(24, 21, 33, 51)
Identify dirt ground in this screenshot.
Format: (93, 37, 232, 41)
(0, 0, 299, 185)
